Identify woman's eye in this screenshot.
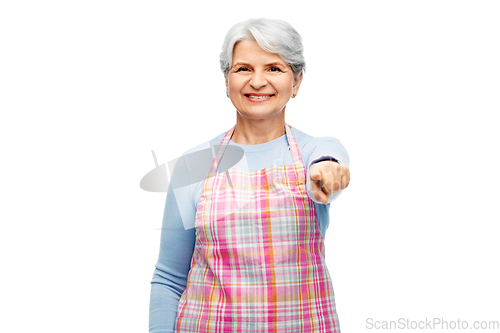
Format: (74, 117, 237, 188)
(269, 67, 282, 72)
(236, 67, 250, 72)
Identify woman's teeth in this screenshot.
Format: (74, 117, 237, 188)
(248, 95, 272, 98)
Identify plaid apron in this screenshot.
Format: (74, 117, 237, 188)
(175, 123, 340, 332)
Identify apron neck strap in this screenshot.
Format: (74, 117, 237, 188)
(210, 122, 304, 176)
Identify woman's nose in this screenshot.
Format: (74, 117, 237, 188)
(249, 71, 267, 89)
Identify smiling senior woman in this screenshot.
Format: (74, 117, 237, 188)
(149, 18, 350, 333)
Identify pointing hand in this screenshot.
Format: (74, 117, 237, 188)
(309, 161, 350, 204)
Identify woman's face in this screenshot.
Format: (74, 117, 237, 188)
(226, 39, 301, 121)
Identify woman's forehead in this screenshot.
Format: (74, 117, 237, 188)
(232, 40, 288, 66)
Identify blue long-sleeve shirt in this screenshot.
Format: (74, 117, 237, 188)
(149, 126, 350, 333)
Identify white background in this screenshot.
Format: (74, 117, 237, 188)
(1, 1, 499, 332)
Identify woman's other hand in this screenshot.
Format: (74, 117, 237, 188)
(309, 161, 350, 204)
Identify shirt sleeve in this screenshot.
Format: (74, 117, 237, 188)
(305, 136, 350, 204)
(149, 158, 197, 333)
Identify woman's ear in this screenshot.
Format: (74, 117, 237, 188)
(292, 71, 303, 97)
(225, 75, 229, 97)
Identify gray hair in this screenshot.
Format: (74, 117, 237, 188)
(220, 18, 305, 79)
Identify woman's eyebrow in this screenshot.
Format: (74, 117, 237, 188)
(233, 61, 286, 67)
(232, 62, 251, 67)
(265, 62, 285, 67)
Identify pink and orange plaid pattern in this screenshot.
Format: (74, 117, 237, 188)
(175, 123, 341, 332)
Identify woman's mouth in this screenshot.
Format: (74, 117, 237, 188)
(244, 94, 274, 102)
